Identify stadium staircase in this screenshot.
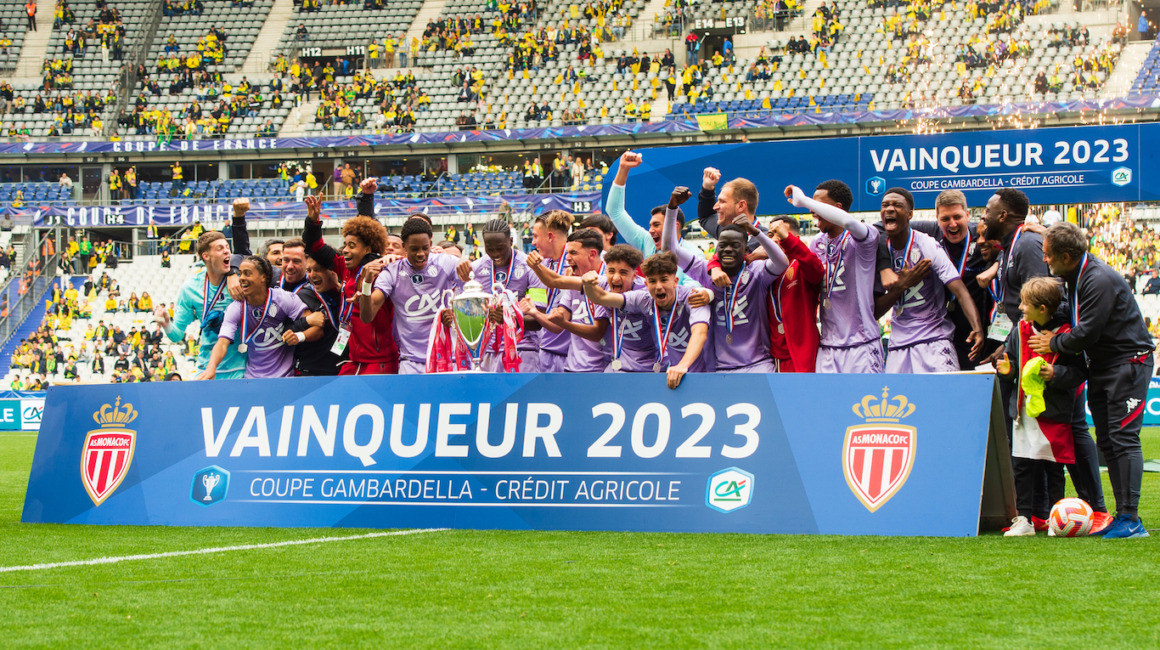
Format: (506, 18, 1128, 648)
(244, 0, 297, 73)
(0, 276, 80, 375)
(12, 2, 53, 80)
(277, 97, 322, 137)
(1103, 40, 1154, 98)
(405, 0, 452, 54)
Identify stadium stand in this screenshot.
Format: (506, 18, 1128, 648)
(2, 254, 202, 387)
(0, 0, 32, 72)
(0, 181, 75, 208)
(1130, 34, 1160, 93)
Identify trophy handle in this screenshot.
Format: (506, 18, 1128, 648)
(441, 288, 456, 313)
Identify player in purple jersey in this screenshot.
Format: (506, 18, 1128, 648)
(524, 228, 611, 372)
(527, 244, 662, 373)
(664, 185, 788, 372)
(456, 218, 545, 372)
(200, 255, 314, 379)
(359, 217, 463, 374)
(529, 210, 575, 372)
(789, 181, 884, 374)
(582, 251, 711, 388)
(874, 188, 984, 373)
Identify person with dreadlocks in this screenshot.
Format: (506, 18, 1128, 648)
(302, 181, 399, 375)
(360, 216, 464, 374)
(199, 255, 313, 379)
(456, 218, 545, 372)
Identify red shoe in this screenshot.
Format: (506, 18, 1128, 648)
(1032, 516, 1050, 532)
(1089, 511, 1114, 536)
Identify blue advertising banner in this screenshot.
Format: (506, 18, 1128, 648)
(24, 374, 999, 537)
(1083, 378, 1160, 427)
(607, 123, 1160, 224)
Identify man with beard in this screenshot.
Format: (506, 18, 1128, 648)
(874, 187, 983, 372)
(284, 244, 344, 376)
(1031, 222, 1152, 539)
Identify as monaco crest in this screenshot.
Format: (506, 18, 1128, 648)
(80, 397, 138, 506)
(843, 388, 916, 513)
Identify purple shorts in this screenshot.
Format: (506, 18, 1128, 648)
(539, 350, 566, 373)
(885, 339, 960, 374)
(481, 349, 541, 373)
(719, 358, 776, 373)
(816, 339, 885, 374)
(399, 358, 428, 375)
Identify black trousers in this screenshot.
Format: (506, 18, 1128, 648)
(1068, 390, 1107, 512)
(1013, 457, 1065, 519)
(1087, 358, 1151, 515)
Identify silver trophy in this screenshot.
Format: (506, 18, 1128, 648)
(202, 473, 220, 501)
(443, 279, 494, 371)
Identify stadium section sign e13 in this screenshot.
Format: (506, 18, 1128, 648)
(610, 122, 1160, 218)
(23, 375, 1007, 537)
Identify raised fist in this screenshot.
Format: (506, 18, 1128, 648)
(702, 167, 721, 191)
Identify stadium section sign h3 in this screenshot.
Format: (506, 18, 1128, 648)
(23, 375, 1013, 537)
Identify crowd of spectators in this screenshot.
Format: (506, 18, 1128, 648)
(56, 1, 126, 62)
(120, 72, 280, 141)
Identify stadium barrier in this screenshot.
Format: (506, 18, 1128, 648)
(23, 374, 1016, 537)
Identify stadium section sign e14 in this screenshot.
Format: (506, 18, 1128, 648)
(609, 123, 1160, 219)
(23, 375, 1007, 537)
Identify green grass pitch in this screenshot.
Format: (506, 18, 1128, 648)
(0, 430, 1157, 647)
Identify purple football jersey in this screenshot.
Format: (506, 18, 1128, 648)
(887, 229, 959, 349)
(621, 284, 712, 371)
(562, 288, 611, 372)
(679, 255, 779, 370)
(219, 288, 308, 378)
(606, 276, 656, 372)
(811, 226, 881, 348)
(537, 253, 571, 356)
(471, 249, 544, 353)
(374, 254, 463, 363)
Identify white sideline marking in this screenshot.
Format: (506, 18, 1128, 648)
(0, 528, 447, 574)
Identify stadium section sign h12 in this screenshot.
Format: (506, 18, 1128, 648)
(23, 375, 1013, 537)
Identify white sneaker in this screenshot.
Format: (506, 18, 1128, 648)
(1004, 516, 1036, 537)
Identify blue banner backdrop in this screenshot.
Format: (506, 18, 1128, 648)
(607, 122, 1160, 221)
(24, 374, 998, 536)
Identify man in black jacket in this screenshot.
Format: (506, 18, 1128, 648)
(1031, 222, 1154, 539)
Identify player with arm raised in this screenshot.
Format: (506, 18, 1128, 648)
(583, 251, 710, 388)
(664, 184, 787, 372)
(359, 217, 462, 374)
(789, 181, 883, 373)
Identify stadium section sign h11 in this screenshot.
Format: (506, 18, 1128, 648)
(23, 375, 1013, 537)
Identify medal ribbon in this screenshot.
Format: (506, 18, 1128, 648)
(312, 285, 341, 331)
(492, 252, 515, 290)
(340, 262, 366, 324)
(240, 290, 273, 350)
(583, 261, 605, 325)
(611, 309, 627, 361)
(888, 228, 916, 270)
(995, 224, 1025, 304)
(1070, 252, 1090, 327)
(652, 300, 679, 365)
(825, 231, 850, 305)
(771, 274, 785, 326)
(201, 273, 228, 327)
(724, 261, 747, 335)
(544, 253, 565, 310)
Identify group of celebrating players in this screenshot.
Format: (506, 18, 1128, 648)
(154, 148, 1152, 538)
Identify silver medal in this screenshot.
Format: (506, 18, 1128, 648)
(778, 323, 785, 334)
(237, 343, 248, 353)
(726, 333, 733, 344)
(652, 362, 662, 372)
(611, 359, 622, 371)
(823, 298, 831, 309)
